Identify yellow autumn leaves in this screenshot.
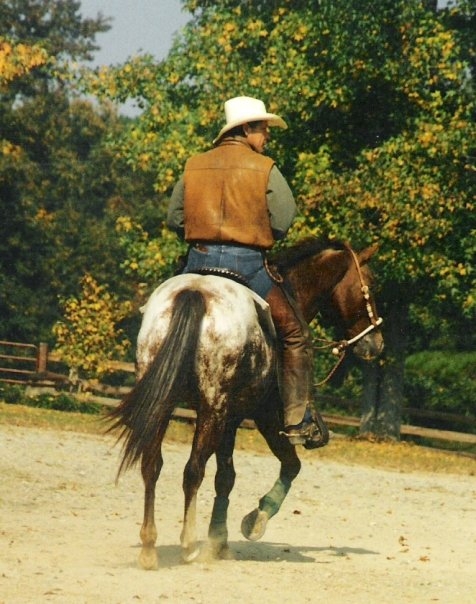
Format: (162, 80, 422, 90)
(0, 37, 47, 86)
(1, 38, 48, 161)
(116, 217, 185, 282)
(53, 275, 132, 378)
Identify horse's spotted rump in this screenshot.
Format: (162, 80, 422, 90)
(137, 275, 275, 409)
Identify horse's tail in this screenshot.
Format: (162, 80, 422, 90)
(107, 289, 206, 478)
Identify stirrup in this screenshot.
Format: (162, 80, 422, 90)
(281, 408, 329, 449)
(303, 410, 330, 449)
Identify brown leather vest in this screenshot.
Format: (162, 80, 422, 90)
(183, 140, 275, 249)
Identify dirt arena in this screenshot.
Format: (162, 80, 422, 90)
(1, 422, 475, 603)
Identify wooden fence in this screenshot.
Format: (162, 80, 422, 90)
(0, 340, 69, 385)
(0, 340, 46, 384)
(1, 340, 475, 447)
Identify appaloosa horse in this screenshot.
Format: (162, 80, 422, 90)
(108, 239, 383, 568)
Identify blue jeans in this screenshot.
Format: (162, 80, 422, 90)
(183, 244, 274, 299)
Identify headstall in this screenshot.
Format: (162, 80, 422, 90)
(313, 243, 383, 385)
(331, 244, 383, 355)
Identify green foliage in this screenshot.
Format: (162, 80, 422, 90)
(408, 298, 475, 352)
(0, 3, 156, 343)
(116, 217, 187, 286)
(314, 350, 476, 434)
(0, 383, 101, 414)
(25, 392, 102, 414)
(0, 0, 111, 93)
(0, 95, 143, 342)
(404, 351, 476, 419)
(305, 112, 474, 303)
(0, 384, 24, 404)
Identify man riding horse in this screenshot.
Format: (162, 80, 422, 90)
(167, 95, 325, 449)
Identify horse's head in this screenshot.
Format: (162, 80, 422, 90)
(330, 243, 384, 361)
(274, 237, 384, 361)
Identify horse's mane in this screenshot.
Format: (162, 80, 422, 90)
(271, 237, 347, 272)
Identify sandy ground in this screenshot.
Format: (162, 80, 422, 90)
(0, 424, 475, 604)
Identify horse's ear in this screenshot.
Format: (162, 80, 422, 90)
(358, 243, 379, 265)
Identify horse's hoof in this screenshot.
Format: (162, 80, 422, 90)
(241, 508, 268, 541)
(217, 545, 235, 560)
(182, 544, 201, 563)
(208, 542, 235, 560)
(139, 546, 159, 570)
(220, 545, 235, 560)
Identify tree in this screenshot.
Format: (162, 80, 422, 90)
(53, 274, 132, 378)
(0, 36, 50, 339)
(0, 0, 110, 85)
(0, 2, 153, 343)
(80, 0, 474, 435)
(300, 3, 474, 437)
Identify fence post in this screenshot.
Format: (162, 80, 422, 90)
(37, 342, 48, 374)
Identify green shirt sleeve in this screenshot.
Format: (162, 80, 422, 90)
(166, 176, 185, 237)
(267, 165, 297, 239)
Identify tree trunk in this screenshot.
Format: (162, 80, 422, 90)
(360, 300, 409, 440)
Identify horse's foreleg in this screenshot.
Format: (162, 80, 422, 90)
(138, 449, 163, 570)
(207, 420, 240, 560)
(241, 475, 293, 541)
(241, 410, 301, 542)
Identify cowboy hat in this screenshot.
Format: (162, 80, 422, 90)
(213, 96, 287, 143)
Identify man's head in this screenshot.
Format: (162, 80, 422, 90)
(213, 96, 287, 150)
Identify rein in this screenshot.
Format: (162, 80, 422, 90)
(313, 242, 383, 386)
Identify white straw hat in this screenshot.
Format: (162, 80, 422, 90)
(213, 96, 287, 143)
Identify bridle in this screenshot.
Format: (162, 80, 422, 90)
(330, 244, 383, 356)
(313, 242, 383, 385)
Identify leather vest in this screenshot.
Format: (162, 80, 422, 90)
(183, 140, 275, 249)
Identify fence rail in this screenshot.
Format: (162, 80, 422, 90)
(0, 340, 40, 384)
(1, 340, 475, 447)
(0, 341, 67, 385)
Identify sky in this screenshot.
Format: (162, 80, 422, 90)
(79, 0, 191, 67)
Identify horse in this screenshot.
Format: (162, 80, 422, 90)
(107, 239, 384, 569)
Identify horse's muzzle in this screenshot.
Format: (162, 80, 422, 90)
(353, 331, 384, 361)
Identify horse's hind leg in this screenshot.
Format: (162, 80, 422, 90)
(180, 459, 207, 562)
(138, 446, 163, 570)
(207, 419, 241, 560)
(180, 414, 223, 563)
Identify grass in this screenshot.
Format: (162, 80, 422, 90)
(1, 401, 474, 477)
(0, 400, 102, 433)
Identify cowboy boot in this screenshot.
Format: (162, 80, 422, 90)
(280, 347, 329, 449)
(265, 286, 328, 449)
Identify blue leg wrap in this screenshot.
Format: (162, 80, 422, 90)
(258, 477, 292, 519)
